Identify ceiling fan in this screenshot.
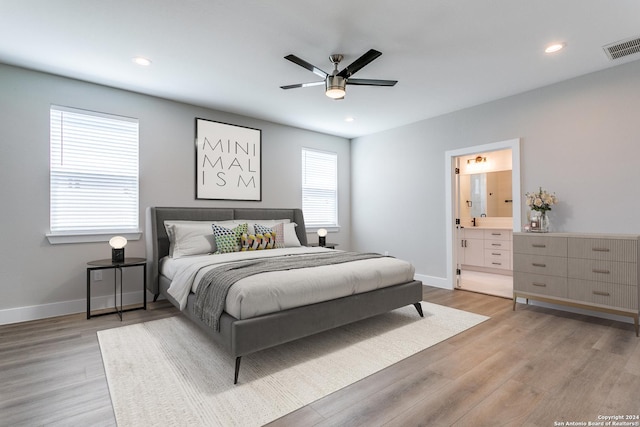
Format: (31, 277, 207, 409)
(280, 49, 398, 99)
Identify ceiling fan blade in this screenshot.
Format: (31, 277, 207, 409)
(284, 55, 328, 79)
(346, 78, 398, 86)
(337, 49, 382, 78)
(280, 81, 325, 90)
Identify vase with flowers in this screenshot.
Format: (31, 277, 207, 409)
(525, 187, 558, 232)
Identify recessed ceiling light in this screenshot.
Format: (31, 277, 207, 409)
(132, 56, 152, 66)
(545, 43, 566, 54)
(345, 117, 355, 122)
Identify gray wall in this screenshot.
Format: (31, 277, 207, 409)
(3, 57, 640, 322)
(0, 63, 350, 322)
(351, 59, 640, 285)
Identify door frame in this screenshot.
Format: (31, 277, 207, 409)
(444, 138, 522, 290)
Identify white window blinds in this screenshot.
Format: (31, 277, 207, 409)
(50, 106, 139, 233)
(301, 148, 338, 228)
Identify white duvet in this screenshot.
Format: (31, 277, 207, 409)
(161, 247, 416, 320)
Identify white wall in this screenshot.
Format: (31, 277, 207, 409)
(0, 63, 350, 323)
(351, 59, 640, 287)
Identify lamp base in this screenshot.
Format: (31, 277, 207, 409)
(112, 248, 125, 263)
(319, 236, 326, 247)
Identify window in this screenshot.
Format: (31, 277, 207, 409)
(49, 106, 139, 242)
(301, 148, 338, 229)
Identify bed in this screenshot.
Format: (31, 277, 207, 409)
(145, 207, 424, 383)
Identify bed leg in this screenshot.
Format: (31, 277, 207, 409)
(234, 357, 242, 384)
(413, 302, 424, 317)
(153, 293, 159, 302)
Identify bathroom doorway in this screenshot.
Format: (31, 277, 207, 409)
(456, 148, 513, 298)
(444, 139, 522, 298)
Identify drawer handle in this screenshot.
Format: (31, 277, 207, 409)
(592, 247, 610, 252)
(532, 263, 546, 268)
(491, 233, 502, 236)
(532, 244, 546, 248)
(491, 252, 501, 256)
(491, 262, 502, 266)
(592, 269, 610, 274)
(592, 291, 610, 297)
(532, 282, 547, 287)
(491, 243, 502, 247)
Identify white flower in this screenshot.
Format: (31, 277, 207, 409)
(525, 187, 558, 212)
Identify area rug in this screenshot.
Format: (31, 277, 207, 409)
(97, 302, 488, 426)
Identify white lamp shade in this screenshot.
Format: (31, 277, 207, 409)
(325, 88, 345, 99)
(325, 76, 346, 99)
(317, 228, 328, 237)
(109, 236, 128, 249)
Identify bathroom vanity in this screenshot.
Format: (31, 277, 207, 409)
(460, 227, 512, 272)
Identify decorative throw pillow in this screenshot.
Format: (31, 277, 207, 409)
(254, 223, 284, 248)
(240, 231, 276, 251)
(240, 234, 255, 251)
(212, 223, 247, 254)
(241, 219, 291, 235)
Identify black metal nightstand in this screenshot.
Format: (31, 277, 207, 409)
(86, 257, 147, 320)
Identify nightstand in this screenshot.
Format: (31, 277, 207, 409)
(309, 243, 339, 249)
(86, 257, 147, 320)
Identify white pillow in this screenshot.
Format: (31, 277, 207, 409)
(283, 222, 301, 247)
(164, 220, 237, 258)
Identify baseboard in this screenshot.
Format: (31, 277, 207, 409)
(415, 273, 452, 290)
(0, 291, 149, 325)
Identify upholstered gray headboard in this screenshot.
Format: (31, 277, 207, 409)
(145, 207, 308, 295)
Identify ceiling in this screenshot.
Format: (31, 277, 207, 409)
(1, 1, 639, 139)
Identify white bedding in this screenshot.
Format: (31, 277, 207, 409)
(161, 247, 416, 320)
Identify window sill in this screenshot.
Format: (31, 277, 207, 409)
(46, 230, 142, 245)
(306, 226, 341, 234)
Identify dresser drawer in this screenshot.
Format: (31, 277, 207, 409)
(484, 229, 511, 241)
(513, 254, 567, 277)
(513, 235, 567, 257)
(568, 238, 637, 262)
(484, 249, 510, 270)
(514, 271, 567, 298)
(567, 279, 638, 310)
(568, 258, 637, 286)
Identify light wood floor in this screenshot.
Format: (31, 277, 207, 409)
(1, 287, 639, 426)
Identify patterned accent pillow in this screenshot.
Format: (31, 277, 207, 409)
(212, 223, 247, 254)
(254, 223, 285, 248)
(241, 231, 276, 251)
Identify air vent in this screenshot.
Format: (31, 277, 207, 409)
(603, 36, 640, 60)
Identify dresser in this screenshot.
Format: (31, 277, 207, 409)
(513, 232, 639, 336)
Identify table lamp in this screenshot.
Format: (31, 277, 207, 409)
(109, 236, 127, 263)
(317, 228, 327, 247)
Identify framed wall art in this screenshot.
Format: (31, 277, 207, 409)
(195, 118, 262, 201)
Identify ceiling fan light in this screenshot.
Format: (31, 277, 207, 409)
(326, 88, 346, 99)
(325, 75, 346, 99)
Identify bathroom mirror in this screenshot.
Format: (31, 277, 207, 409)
(459, 170, 512, 218)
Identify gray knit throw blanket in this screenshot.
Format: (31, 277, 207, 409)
(194, 251, 384, 331)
